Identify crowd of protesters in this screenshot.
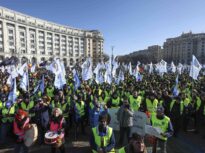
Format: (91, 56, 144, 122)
(0, 61, 204, 153)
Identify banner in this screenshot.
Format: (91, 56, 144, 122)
(108, 108, 119, 131)
(131, 111, 147, 136)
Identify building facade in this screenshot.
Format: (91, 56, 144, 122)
(0, 6, 104, 66)
(163, 32, 205, 64)
(126, 45, 163, 64)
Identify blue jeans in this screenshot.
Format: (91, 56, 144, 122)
(0, 122, 12, 145)
(14, 143, 29, 153)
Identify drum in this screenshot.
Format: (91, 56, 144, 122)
(44, 131, 65, 148)
(24, 124, 38, 147)
(44, 131, 58, 144)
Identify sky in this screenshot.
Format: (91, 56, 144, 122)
(1, 0, 205, 56)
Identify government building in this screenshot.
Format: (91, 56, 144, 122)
(0, 6, 104, 66)
(163, 32, 205, 64)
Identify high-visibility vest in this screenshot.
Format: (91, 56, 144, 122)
(76, 101, 85, 117)
(51, 100, 61, 109)
(21, 101, 35, 117)
(1, 104, 15, 123)
(117, 147, 125, 153)
(129, 95, 142, 111)
(151, 115, 170, 141)
(170, 100, 184, 115)
(46, 87, 54, 98)
(61, 102, 69, 118)
(146, 98, 158, 113)
(111, 97, 120, 108)
(196, 96, 201, 111)
(92, 126, 115, 153)
(0, 100, 3, 110)
(183, 98, 191, 107)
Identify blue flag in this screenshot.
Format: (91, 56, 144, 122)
(40, 75, 45, 94)
(8, 78, 17, 103)
(73, 69, 81, 90)
(173, 75, 179, 97)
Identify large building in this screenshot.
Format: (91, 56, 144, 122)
(163, 32, 205, 64)
(0, 6, 104, 66)
(118, 45, 163, 64)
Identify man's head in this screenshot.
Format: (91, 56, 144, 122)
(156, 106, 165, 118)
(130, 133, 145, 153)
(133, 91, 138, 98)
(98, 113, 109, 130)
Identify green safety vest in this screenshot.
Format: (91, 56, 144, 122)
(61, 102, 69, 118)
(1, 104, 15, 123)
(111, 97, 120, 108)
(76, 101, 85, 117)
(99, 96, 109, 104)
(170, 100, 184, 115)
(117, 147, 125, 153)
(21, 101, 35, 117)
(51, 100, 61, 109)
(92, 126, 115, 153)
(46, 87, 54, 98)
(0, 101, 3, 110)
(129, 95, 142, 111)
(146, 98, 158, 113)
(151, 115, 170, 141)
(89, 102, 95, 110)
(183, 98, 191, 107)
(196, 97, 201, 111)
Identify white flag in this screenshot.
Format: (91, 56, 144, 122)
(171, 61, 176, 73)
(189, 55, 202, 80)
(128, 62, 132, 75)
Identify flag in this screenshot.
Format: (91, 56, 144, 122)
(18, 63, 27, 76)
(40, 75, 45, 94)
(159, 60, 167, 74)
(73, 69, 81, 90)
(6, 75, 13, 86)
(173, 75, 179, 97)
(20, 71, 28, 91)
(82, 58, 93, 81)
(104, 61, 112, 84)
(54, 73, 66, 89)
(149, 62, 153, 74)
(8, 78, 17, 103)
(177, 63, 183, 75)
(171, 62, 176, 73)
(128, 62, 132, 75)
(189, 55, 202, 80)
(31, 64, 36, 73)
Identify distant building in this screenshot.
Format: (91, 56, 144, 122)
(0, 6, 104, 66)
(163, 32, 205, 64)
(120, 45, 163, 64)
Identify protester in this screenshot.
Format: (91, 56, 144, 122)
(117, 133, 147, 153)
(13, 109, 30, 153)
(117, 97, 134, 146)
(48, 108, 66, 153)
(90, 112, 115, 153)
(150, 106, 174, 153)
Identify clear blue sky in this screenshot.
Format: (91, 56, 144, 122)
(1, 0, 205, 56)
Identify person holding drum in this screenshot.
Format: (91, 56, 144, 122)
(13, 109, 30, 153)
(46, 107, 66, 153)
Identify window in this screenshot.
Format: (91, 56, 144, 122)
(20, 32, 25, 36)
(9, 36, 13, 40)
(8, 29, 13, 34)
(9, 42, 14, 46)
